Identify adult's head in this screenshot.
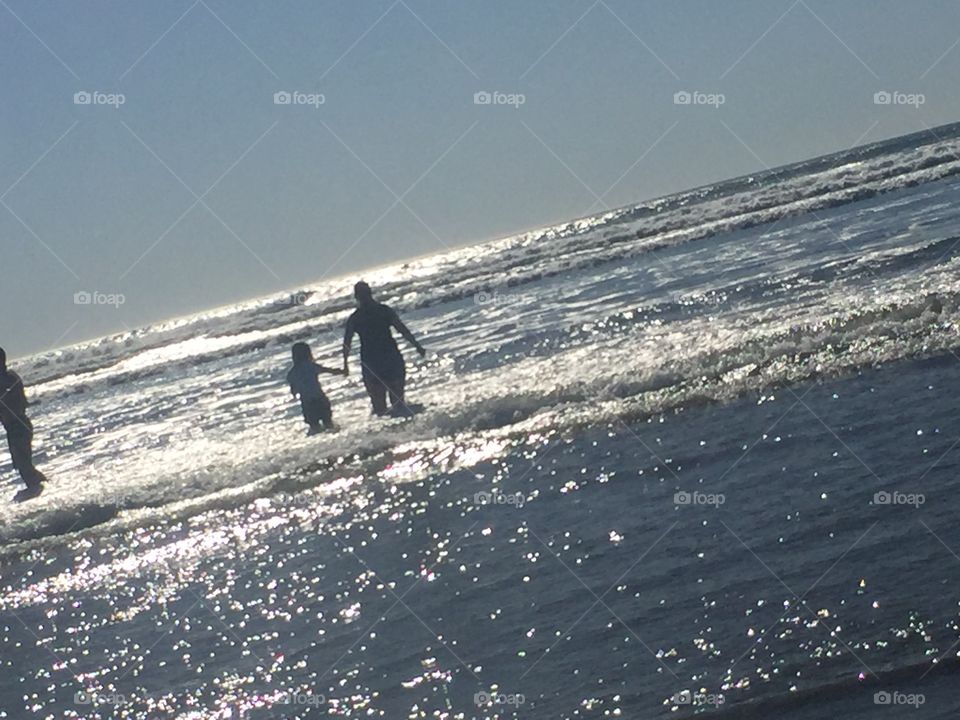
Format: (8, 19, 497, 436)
(291, 341, 312, 365)
(0, 347, 6, 373)
(354, 281, 374, 307)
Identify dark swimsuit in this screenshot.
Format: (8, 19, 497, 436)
(349, 304, 407, 413)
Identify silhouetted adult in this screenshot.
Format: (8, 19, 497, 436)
(0, 347, 47, 501)
(343, 282, 425, 416)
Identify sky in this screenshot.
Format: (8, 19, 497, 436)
(2, 0, 960, 356)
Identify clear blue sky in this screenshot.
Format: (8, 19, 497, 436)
(2, 0, 959, 356)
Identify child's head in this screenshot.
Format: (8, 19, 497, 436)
(291, 342, 313, 364)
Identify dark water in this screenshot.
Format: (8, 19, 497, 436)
(6, 125, 960, 718)
(3, 353, 960, 718)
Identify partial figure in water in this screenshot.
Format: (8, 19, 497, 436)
(287, 341, 344, 434)
(0, 347, 48, 502)
(342, 281, 425, 416)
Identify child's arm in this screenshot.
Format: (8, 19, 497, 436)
(314, 363, 346, 376)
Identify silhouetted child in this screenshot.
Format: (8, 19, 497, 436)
(287, 342, 344, 434)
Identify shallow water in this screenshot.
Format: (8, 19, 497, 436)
(4, 356, 960, 718)
(4, 126, 960, 718)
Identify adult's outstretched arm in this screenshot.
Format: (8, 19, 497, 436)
(342, 315, 356, 374)
(390, 309, 425, 357)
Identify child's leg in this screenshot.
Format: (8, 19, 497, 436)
(302, 399, 322, 431)
(317, 395, 333, 428)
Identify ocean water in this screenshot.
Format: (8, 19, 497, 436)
(4, 123, 960, 718)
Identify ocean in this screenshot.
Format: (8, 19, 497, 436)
(4, 122, 960, 718)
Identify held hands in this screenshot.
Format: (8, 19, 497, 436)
(340, 347, 422, 375)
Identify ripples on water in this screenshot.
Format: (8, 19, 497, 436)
(4, 355, 960, 718)
(6, 142, 960, 718)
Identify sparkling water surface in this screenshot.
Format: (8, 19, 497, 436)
(4, 357, 960, 718)
(4, 144, 960, 718)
